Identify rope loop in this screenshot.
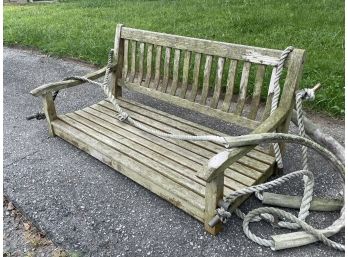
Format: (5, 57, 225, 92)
(216, 207, 231, 223)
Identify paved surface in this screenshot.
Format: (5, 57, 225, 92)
(4, 47, 345, 257)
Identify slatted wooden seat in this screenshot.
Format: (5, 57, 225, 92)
(30, 24, 305, 235)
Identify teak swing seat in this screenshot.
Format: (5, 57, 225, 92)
(30, 24, 305, 235)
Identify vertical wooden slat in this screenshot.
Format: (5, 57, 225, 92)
(129, 40, 136, 82)
(153, 45, 162, 89)
(144, 44, 153, 88)
(161, 47, 171, 92)
(138, 42, 145, 84)
(170, 49, 181, 95)
(262, 67, 277, 121)
(180, 51, 191, 98)
(248, 64, 266, 120)
(111, 24, 124, 97)
(200, 55, 213, 105)
(122, 39, 129, 79)
(221, 60, 238, 112)
(235, 62, 251, 115)
(210, 57, 225, 108)
(189, 53, 201, 102)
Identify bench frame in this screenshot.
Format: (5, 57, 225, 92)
(31, 24, 305, 235)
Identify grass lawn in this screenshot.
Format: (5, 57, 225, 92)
(4, 0, 344, 117)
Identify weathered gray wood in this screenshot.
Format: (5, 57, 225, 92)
(210, 57, 225, 108)
(121, 27, 291, 66)
(235, 62, 251, 115)
(248, 64, 266, 120)
(200, 55, 213, 105)
(87, 104, 254, 191)
(67, 110, 245, 194)
(197, 107, 288, 182)
(279, 49, 306, 111)
(189, 53, 202, 102)
(62, 113, 207, 197)
(204, 172, 224, 235)
(180, 51, 191, 98)
(170, 49, 181, 95)
(161, 47, 171, 92)
(122, 39, 129, 79)
(31, 25, 307, 236)
(129, 40, 136, 82)
(118, 79, 260, 129)
(221, 60, 238, 112)
(154, 45, 162, 89)
(42, 93, 57, 136)
(112, 24, 125, 97)
(100, 99, 272, 179)
(138, 42, 145, 83)
(52, 119, 205, 221)
(262, 192, 343, 211)
(30, 66, 110, 96)
(262, 67, 277, 121)
(144, 44, 153, 87)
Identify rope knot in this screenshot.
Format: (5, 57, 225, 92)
(300, 88, 316, 101)
(216, 207, 231, 223)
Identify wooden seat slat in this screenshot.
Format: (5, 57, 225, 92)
(84, 104, 258, 189)
(52, 119, 206, 221)
(83, 105, 264, 184)
(99, 101, 272, 175)
(100, 100, 273, 172)
(67, 111, 248, 191)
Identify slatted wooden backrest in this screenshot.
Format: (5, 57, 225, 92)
(114, 24, 305, 130)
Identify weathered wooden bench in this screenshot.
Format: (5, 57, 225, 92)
(31, 24, 305, 235)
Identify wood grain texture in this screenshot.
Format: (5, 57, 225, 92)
(221, 60, 238, 112)
(200, 55, 213, 105)
(138, 42, 145, 83)
(180, 51, 191, 98)
(154, 45, 162, 89)
(170, 49, 181, 95)
(161, 47, 171, 92)
(121, 27, 291, 66)
(189, 53, 202, 102)
(248, 64, 266, 120)
(122, 39, 129, 79)
(129, 40, 136, 82)
(144, 44, 153, 87)
(235, 62, 251, 115)
(118, 79, 260, 129)
(210, 57, 225, 108)
(111, 24, 124, 97)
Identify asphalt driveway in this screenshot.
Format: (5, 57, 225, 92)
(3, 47, 345, 257)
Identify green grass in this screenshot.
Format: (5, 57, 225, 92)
(4, 0, 344, 117)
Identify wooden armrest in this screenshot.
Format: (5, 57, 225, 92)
(30, 66, 111, 96)
(197, 108, 289, 182)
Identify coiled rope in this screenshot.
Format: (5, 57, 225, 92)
(213, 87, 344, 251)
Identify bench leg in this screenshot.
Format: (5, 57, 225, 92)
(42, 93, 57, 137)
(204, 173, 224, 235)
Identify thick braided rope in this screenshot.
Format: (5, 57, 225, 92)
(243, 207, 345, 251)
(270, 46, 294, 170)
(217, 89, 344, 250)
(233, 92, 316, 229)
